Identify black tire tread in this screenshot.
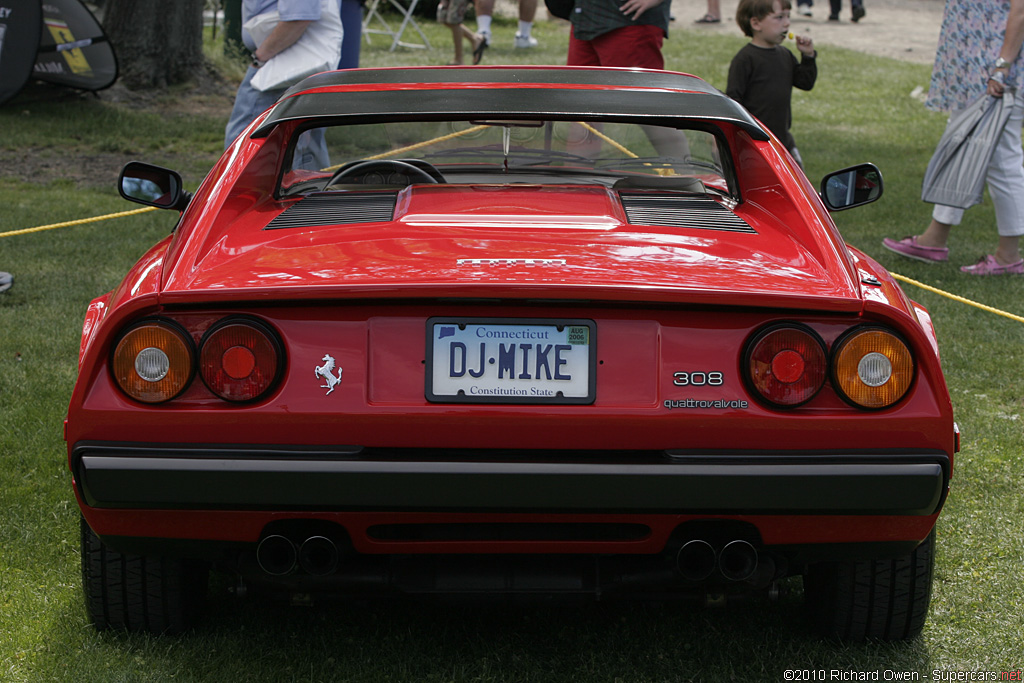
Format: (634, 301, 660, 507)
(80, 518, 207, 634)
(805, 527, 935, 641)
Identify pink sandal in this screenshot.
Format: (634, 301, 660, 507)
(960, 254, 1024, 275)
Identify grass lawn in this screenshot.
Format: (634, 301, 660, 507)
(1, 17, 1023, 682)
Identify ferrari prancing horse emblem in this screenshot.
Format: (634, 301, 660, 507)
(314, 354, 342, 395)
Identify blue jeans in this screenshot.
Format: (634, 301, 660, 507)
(224, 65, 330, 170)
(224, 65, 282, 149)
(339, 0, 362, 68)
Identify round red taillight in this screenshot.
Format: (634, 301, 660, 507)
(111, 320, 194, 403)
(199, 319, 282, 402)
(746, 324, 827, 408)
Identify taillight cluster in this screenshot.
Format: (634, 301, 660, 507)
(112, 322, 194, 404)
(112, 317, 283, 404)
(832, 328, 913, 409)
(745, 323, 913, 410)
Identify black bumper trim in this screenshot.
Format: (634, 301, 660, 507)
(72, 442, 949, 516)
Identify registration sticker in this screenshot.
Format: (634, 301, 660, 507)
(426, 318, 596, 404)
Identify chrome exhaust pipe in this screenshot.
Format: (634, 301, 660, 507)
(298, 536, 339, 576)
(718, 540, 758, 582)
(256, 535, 297, 576)
(675, 539, 717, 581)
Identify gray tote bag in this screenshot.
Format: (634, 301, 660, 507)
(921, 90, 1014, 209)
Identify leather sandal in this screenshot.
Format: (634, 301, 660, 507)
(472, 35, 488, 65)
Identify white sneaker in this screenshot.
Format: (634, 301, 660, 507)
(514, 33, 538, 48)
(797, 6, 812, 15)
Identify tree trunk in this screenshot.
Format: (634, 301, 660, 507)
(102, 0, 206, 89)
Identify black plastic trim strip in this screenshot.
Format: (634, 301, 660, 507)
(72, 442, 948, 516)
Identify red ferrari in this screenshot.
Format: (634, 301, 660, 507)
(66, 66, 956, 639)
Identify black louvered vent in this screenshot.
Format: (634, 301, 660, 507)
(619, 192, 756, 233)
(264, 192, 398, 230)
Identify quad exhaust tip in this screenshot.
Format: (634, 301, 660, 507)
(718, 539, 758, 582)
(675, 538, 759, 582)
(256, 535, 297, 576)
(298, 536, 340, 576)
(257, 534, 342, 576)
(676, 540, 717, 581)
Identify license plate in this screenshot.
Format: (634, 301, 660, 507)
(426, 318, 596, 404)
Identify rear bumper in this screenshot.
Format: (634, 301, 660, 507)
(72, 442, 949, 517)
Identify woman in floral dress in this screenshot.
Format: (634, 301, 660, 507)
(883, 0, 1024, 275)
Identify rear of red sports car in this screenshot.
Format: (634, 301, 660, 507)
(66, 67, 955, 639)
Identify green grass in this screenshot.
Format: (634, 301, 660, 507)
(2, 18, 1023, 682)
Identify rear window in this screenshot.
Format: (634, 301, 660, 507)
(279, 119, 731, 198)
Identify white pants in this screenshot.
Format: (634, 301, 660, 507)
(933, 86, 1024, 238)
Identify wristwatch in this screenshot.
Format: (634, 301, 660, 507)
(251, 52, 266, 69)
(993, 56, 1010, 70)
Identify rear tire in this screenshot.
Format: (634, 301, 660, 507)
(80, 518, 207, 634)
(804, 528, 935, 641)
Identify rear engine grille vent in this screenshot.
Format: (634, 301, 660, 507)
(619, 192, 756, 233)
(264, 192, 398, 230)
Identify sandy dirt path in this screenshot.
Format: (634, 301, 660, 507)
(670, 0, 945, 65)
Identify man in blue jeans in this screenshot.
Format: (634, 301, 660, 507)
(0, 271, 11, 293)
(224, 0, 342, 169)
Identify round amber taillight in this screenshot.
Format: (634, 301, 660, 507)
(199, 319, 282, 402)
(112, 321, 194, 403)
(832, 328, 914, 409)
(746, 324, 827, 408)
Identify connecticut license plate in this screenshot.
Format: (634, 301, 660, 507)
(426, 318, 596, 404)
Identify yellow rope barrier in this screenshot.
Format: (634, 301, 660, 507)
(323, 125, 490, 172)
(892, 272, 1024, 325)
(0, 206, 159, 239)
(578, 122, 675, 175)
(2, 146, 1020, 329)
(366, 125, 490, 161)
(579, 122, 639, 159)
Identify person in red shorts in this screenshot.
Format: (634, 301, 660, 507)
(565, 0, 685, 160)
(566, 0, 671, 70)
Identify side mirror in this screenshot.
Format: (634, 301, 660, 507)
(820, 163, 883, 211)
(118, 162, 190, 212)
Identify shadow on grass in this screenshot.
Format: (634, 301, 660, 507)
(80, 579, 933, 682)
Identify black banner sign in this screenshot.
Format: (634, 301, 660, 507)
(1, 0, 117, 105)
(0, 1, 43, 104)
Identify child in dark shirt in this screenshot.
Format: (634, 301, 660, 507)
(727, 0, 817, 167)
